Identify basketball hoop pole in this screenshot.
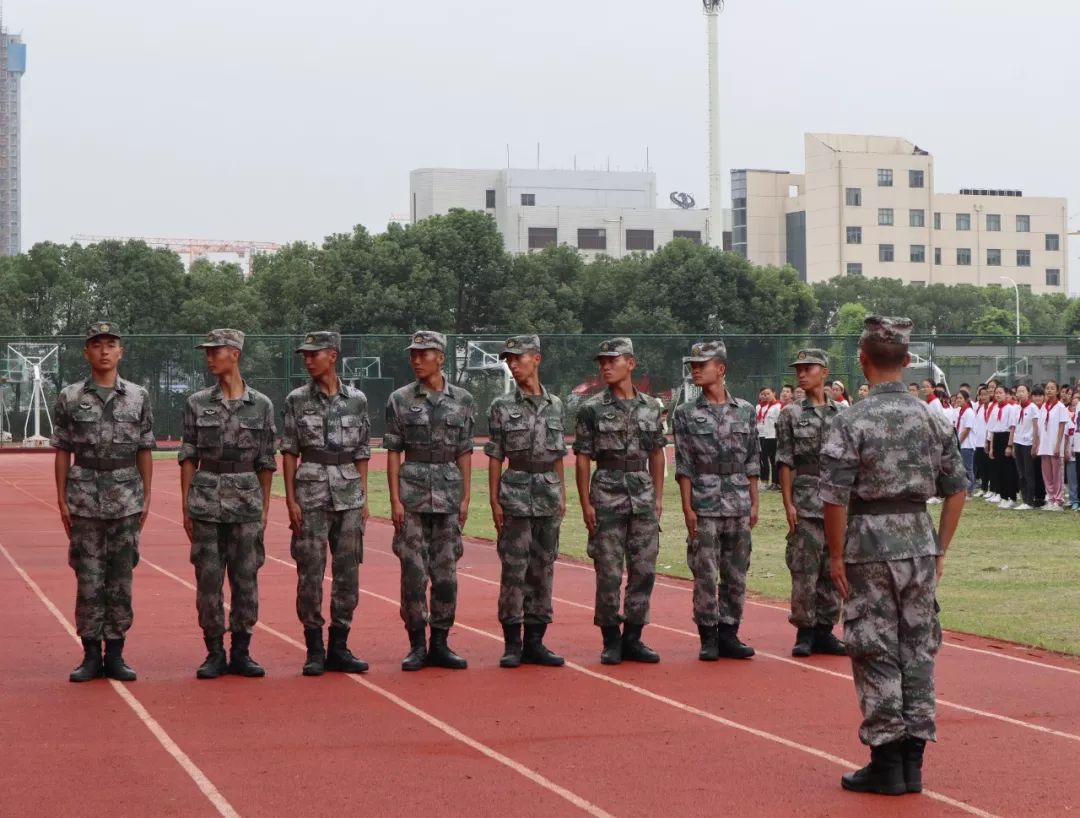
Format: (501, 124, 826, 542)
(9, 344, 58, 445)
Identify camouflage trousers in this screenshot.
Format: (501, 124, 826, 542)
(844, 556, 942, 746)
(587, 512, 659, 627)
(291, 507, 364, 630)
(190, 519, 265, 638)
(786, 516, 842, 628)
(68, 514, 140, 640)
(497, 515, 560, 625)
(391, 511, 462, 631)
(687, 516, 752, 627)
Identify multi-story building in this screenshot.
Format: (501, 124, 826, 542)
(410, 168, 731, 257)
(0, 22, 25, 256)
(733, 134, 1069, 293)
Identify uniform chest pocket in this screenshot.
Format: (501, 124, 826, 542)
(597, 415, 627, 451)
(72, 409, 102, 444)
(402, 411, 431, 446)
(196, 415, 223, 448)
(636, 417, 659, 447)
(298, 413, 325, 447)
(442, 413, 465, 444)
(793, 423, 819, 452)
(112, 409, 142, 444)
(545, 417, 564, 451)
(340, 414, 365, 449)
(237, 416, 265, 449)
(503, 417, 531, 452)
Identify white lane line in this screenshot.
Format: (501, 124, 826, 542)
(0, 540, 240, 818)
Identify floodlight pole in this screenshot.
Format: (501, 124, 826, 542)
(703, 0, 725, 234)
(1000, 275, 1021, 343)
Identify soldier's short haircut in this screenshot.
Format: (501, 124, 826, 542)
(860, 337, 908, 367)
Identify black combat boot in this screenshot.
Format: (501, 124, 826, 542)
(302, 628, 325, 676)
(427, 628, 468, 669)
(600, 625, 622, 665)
(228, 632, 266, 677)
(401, 628, 427, 671)
(499, 623, 523, 668)
(521, 623, 564, 667)
(196, 635, 228, 679)
(841, 741, 906, 795)
(791, 627, 815, 658)
(698, 625, 720, 661)
(901, 737, 927, 793)
(621, 623, 660, 663)
(716, 623, 755, 659)
(812, 625, 847, 656)
(325, 625, 368, 673)
(103, 638, 137, 682)
(69, 638, 104, 683)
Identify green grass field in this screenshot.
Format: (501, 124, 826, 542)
(255, 455, 1078, 655)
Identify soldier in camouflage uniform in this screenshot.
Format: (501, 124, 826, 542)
(672, 340, 758, 661)
(384, 330, 475, 671)
(573, 338, 667, 665)
(485, 335, 567, 669)
(51, 321, 154, 683)
(775, 348, 846, 658)
(282, 331, 370, 676)
(820, 316, 967, 796)
(179, 329, 278, 679)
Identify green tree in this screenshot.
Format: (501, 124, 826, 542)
(833, 302, 870, 336)
(971, 306, 1031, 338)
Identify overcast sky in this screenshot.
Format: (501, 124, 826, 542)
(10, 0, 1080, 272)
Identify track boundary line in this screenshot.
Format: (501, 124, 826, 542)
(0, 539, 241, 818)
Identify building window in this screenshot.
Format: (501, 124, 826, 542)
(956, 213, 971, 231)
(845, 187, 861, 206)
(625, 229, 654, 251)
(910, 244, 926, 263)
(1046, 268, 1061, 287)
(910, 209, 925, 228)
(986, 213, 1001, 232)
(909, 169, 925, 188)
(1046, 233, 1060, 251)
(527, 227, 557, 249)
(877, 169, 893, 187)
(1016, 214, 1030, 232)
(485, 189, 496, 208)
(846, 226, 862, 244)
(521, 193, 536, 206)
(879, 243, 894, 262)
(987, 248, 1002, 266)
(577, 228, 606, 251)
(1017, 249, 1031, 267)
(878, 208, 894, 226)
(934, 247, 942, 265)
(673, 230, 702, 244)
(846, 263, 863, 276)
(957, 248, 972, 266)
(934, 212, 941, 230)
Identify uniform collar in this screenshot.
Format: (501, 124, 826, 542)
(210, 382, 254, 404)
(81, 375, 127, 395)
(694, 388, 738, 408)
(308, 377, 347, 400)
(869, 381, 907, 396)
(514, 384, 550, 405)
(602, 385, 645, 405)
(799, 395, 837, 410)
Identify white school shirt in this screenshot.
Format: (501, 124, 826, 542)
(926, 396, 948, 419)
(756, 402, 781, 439)
(956, 405, 977, 450)
(986, 401, 1013, 435)
(1036, 401, 1070, 457)
(1011, 402, 1036, 447)
(943, 405, 958, 426)
(972, 402, 992, 447)
(1070, 410, 1080, 454)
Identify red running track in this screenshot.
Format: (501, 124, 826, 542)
(1, 454, 1078, 817)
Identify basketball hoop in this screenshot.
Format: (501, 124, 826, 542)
(7, 343, 59, 445)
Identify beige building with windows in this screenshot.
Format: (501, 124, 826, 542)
(733, 134, 1068, 292)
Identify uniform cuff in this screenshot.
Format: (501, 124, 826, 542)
(382, 434, 404, 452)
(818, 482, 850, 507)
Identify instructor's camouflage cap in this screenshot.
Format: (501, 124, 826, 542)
(295, 331, 341, 353)
(860, 315, 913, 347)
(686, 340, 727, 363)
(196, 328, 245, 350)
(406, 330, 446, 352)
(86, 321, 121, 341)
(788, 348, 830, 368)
(499, 334, 541, 359)
(595, 337, 634, 359)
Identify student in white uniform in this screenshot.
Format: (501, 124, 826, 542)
(954, 390, 977, 496)
(986, 385, 1018, 508)
(1036, 380, 1069, 510)
(1008, 384, 1037, 510)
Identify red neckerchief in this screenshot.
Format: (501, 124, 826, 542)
(926, 395, 937, 405)
(1017, 399, 1031, 424)
(981, 401, 993, 422)
(1045, 399, 1059, 429)
(756, 401, 779, 424)
(955, 404, 969, 430)
(996, 400, 1007, 421)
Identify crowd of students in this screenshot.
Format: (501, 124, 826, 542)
(755, 374, 1080, 511)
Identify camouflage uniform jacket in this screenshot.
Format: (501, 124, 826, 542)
(672, 390, 759, 517)
(775, 396, 840, 519)
(573, 387, 667, 516)
(281, 379, 371, 512)
(818, 381, 967, 563)
(50, 376, 156, 519)
(178, 383, 277, 523)
(383, 378, 475, 514)
(484, 385, 568, 517)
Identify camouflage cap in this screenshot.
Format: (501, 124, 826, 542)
(788, 347, 830, 368)
(86, 321, 121, 341)
(196, 328, 245, 350)
(499, 334, 541, 359)
(406, 330, 446, 352)
(685, 340, 727, 363)
(295, 330, 341, 353)
(595, 337, 634, 359)
(860, 315, 913, 347)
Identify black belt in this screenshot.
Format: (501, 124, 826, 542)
(694, 462, 745, 476)
(405, 450, 458, 464)
(74, 455, 136, 471)
(301, 448, 355, 466)
(597, 456, 647, 472)
(198, 459, 256, 474)
(508, 457, 558, 474)
(795, 463, 819, 477)
(849, 498, 928, 516)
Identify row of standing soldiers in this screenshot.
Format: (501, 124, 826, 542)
(53, 317, 965, 797)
